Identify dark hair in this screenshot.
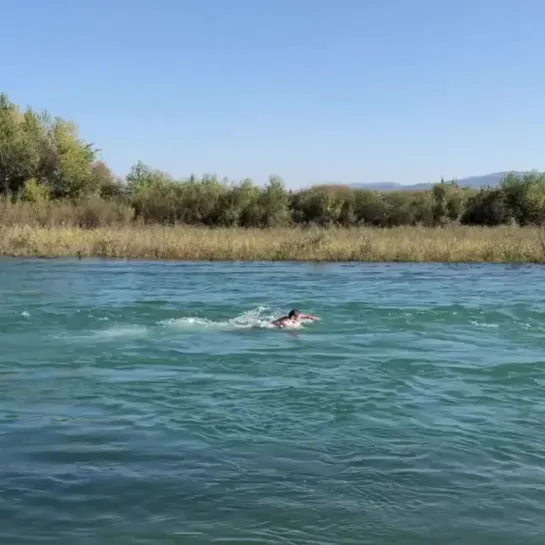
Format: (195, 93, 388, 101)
(288, 309, 300, 318)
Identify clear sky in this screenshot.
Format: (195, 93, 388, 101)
(2, 0, 544, 188)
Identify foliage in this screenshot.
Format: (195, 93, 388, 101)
(1, 92, 545, 229)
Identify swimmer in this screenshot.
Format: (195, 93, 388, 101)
(271, 309, 320, 328)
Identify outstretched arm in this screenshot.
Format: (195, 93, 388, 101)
(301, 313, 320, 321)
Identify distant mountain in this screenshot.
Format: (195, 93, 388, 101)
(346, 171, 530, 192)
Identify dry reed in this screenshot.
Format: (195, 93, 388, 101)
(1, 224, 544, 263)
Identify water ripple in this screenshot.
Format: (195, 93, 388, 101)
(2, 260, 545, 544)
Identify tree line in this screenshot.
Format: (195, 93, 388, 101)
(2, 92, 545, 228)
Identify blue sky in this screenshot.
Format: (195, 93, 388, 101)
(2, 0, 544, 188)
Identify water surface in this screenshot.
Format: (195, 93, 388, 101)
(1, 258, 545, 544)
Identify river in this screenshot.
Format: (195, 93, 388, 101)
(1, 258, 544, 544)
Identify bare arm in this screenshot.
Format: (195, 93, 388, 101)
(300, 313, 320, 321)
(271, 316, 288, 327)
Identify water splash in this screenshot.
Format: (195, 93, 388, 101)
(159, 306, 281, 331)
(55, 306, 311, 343)
(54, 324, 150, 342)
(96, 325, 149, 338)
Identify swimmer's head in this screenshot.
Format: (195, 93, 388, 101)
(288, 309, 301, 319)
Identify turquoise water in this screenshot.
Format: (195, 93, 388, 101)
(2, 258, 545, 544)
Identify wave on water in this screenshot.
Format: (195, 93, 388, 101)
(50, 306, 313, 343)
(158, 306, 280, 331)
(54, 324, 150, 342)
(95, 325, 149, 338)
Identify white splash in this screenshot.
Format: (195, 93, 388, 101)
(470, 320, 499, 328)
(85, 324, 149, 340)
(158, 306, 280, 331)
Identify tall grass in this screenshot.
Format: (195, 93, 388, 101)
(1, 197, 544, 262)
(0, 195, 134, 228)
(1, 223, 544, 262)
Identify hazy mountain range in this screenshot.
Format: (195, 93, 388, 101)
(344, 171, 529, 192)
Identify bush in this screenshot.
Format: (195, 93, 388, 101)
(1, 92, 545, 230)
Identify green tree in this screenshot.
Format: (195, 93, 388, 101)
(461, 188, 510, 226)
(257, 176, 291, 227)
(0, 94, 41, 195)
(501, 171, 545, 226)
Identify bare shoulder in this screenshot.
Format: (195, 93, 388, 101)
(272, 315, 292, 328)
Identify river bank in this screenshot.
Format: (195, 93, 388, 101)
(1, 225, 544, 262)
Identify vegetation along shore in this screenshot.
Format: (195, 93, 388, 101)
(2, 92, 545, 262)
